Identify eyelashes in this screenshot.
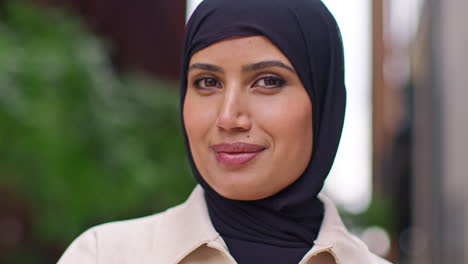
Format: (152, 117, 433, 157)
(192, 75, 287, 91)
(254, 76, 286, 89)
(193, 77, 222, 89)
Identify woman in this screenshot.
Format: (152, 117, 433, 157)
(58, 0, 391, 263)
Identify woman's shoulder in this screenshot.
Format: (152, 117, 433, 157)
(57, 188, 203, 264)
(314, 193, 393, 264)
(56, 209, 168, 264)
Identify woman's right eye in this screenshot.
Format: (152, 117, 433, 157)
(194, 77, 221, 89)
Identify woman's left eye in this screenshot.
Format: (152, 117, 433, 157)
(254, 76, 286, 89)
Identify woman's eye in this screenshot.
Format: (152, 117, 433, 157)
(194, 77, 221, 89)
(254, 76, 286, 89)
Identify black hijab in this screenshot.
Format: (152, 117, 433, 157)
(179, 0, 346, 263)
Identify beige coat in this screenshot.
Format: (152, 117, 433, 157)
(58, 185, 392, 264)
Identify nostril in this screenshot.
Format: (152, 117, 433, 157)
(216, 113, 252, 132)
(216, 93, 252, 131)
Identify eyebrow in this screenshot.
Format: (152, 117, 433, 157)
(188, 60, 296, 74)
(242, 60, 296, 74)
(189, 63, 224, 73)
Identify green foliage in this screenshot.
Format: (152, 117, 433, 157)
(339, 194, 396, 235)
(0, 0, 194, 252)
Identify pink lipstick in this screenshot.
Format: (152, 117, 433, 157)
(211, 142, 265, 167)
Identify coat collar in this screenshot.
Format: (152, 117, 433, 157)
(153, 185, 221, 263)
(300, 194, 372, 263)
(154, 185, 376, 264)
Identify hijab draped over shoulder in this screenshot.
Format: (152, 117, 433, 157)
(179, 0, 346, 263)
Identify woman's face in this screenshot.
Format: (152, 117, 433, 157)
(184, 36, 313, 200)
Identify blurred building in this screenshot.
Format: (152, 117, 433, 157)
(411, 0, 468, 263)
(374, 0, 468, 263)
(33, 0, 186, 79)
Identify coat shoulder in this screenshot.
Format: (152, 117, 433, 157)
(370, 253, 393, 264)
(57, 202, 187, 264)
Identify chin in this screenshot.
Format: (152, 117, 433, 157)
(218, 190, 267, 201)
(210, 179, 280, 201)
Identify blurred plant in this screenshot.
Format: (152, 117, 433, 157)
(341, 195, 396, 233)
(0, 1, 194, 262)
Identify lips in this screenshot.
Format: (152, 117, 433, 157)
(211, 142, 266, 167)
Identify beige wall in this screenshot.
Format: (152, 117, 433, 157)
(413, 0, 468, 263)
(439, 0, 468, 261)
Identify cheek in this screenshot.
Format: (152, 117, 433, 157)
(254, 93, 313, 180)
(256, 95, 312, 146)
(183, 91, 220, 172)
(183, 92, 214, 142)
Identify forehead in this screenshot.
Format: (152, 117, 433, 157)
(189, 35, 292, 66)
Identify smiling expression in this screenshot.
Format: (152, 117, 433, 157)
(183, 35, 313, 200)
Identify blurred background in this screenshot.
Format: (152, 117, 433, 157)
(0, 0, 466, 263)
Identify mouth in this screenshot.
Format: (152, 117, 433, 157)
(211, 142, 266, 167)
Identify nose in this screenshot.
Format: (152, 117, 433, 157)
(215, 87, 252, 132)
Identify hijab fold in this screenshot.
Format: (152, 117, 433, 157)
(180, 0, 346, 263)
